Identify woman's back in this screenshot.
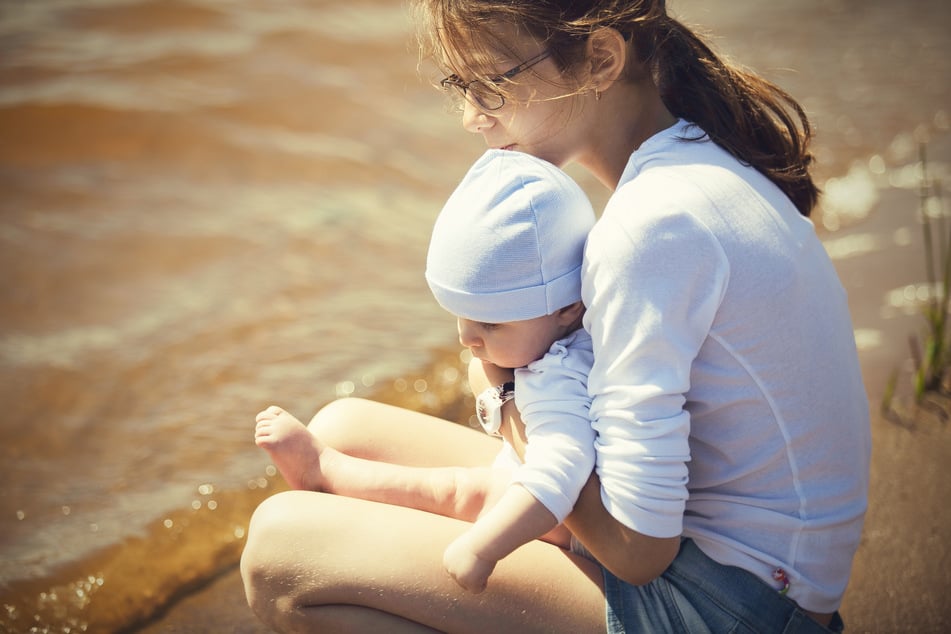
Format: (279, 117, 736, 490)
(583, 120, 871, 612)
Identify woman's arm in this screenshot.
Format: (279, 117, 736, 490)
(565, 201, 732, 585)
(563, 474, 680, 585)
(499, 395, 679, 585)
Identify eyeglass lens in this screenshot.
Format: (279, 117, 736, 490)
(442, 50, 550, 111)
(463, 80, 505, 110)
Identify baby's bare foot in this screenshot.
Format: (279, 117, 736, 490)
(255, 405, 325, 490)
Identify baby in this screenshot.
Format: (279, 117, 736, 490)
(254, 149, 597, 593)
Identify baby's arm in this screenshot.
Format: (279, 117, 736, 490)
(443, 484, 560, 594)
(447, 337, 594, 593)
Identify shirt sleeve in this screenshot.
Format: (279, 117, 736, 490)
(512, 333, 596, 523)
(582, 194, 729, 537)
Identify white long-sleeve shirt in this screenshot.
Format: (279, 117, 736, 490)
(493, 328, 596, 524)
(582, 120, 871, 613)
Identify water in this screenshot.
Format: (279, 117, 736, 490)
(0, 0, 948, 631)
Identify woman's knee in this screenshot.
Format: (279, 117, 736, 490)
(307, 397, 413, 459)
(307, 397, 496, 467)
(308, 397, 362, 430)
(241, 492, 329, 620)
(241, 495, 283, 622)
(242, 494, 291, 589)
(307, 397, 376, 442)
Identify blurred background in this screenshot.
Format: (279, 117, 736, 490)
(0, 0, 948, 631)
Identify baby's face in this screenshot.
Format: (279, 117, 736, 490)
(456, 312, 568, 369)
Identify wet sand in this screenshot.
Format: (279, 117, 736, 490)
(135, 135, 951, 634)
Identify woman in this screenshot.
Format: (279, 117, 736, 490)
(240, 2, 870, 632)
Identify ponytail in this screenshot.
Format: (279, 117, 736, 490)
(647, 18, 819, 216)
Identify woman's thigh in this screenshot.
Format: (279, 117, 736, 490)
(308, 397, 503, 467)
(242, 490, 606, 633)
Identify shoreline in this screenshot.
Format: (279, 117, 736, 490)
(0, 345, 474, 634)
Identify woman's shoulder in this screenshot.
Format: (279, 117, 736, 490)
(587, 172, 731, 287)
(603, 143, 785, 243)
(615, 120, 763, 200)
(594, 171, 723, 251)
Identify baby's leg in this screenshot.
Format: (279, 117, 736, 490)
(306, 397, 500, 467)
(256, 402, 509, 523)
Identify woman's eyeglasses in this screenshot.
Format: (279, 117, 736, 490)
(440, 50, 552, 111)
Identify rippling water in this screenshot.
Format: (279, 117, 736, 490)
(0, 0, 948, 631)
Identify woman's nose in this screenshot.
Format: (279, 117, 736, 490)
(461, 98, 493, 134)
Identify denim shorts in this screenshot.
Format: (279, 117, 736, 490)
(574, 538, 844, 633)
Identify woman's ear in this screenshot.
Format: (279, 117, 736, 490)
(586, 27, 628, 93)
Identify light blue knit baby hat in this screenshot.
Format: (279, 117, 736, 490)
(426, 149, 596, 323)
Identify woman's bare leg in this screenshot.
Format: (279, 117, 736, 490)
(243, 401, 599, 630)
(241, 490, 605, 633)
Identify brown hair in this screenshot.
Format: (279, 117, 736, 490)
(413, 0, 820, 216)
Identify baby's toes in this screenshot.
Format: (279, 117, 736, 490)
(255, 406, 282, 422)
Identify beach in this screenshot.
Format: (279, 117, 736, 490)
(138, 130, 951, 634)
(1, 0, 949, 631)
